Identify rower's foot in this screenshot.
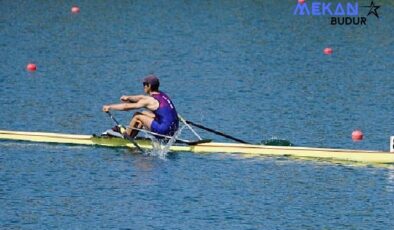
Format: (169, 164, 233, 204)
(112, 125, 126, 134)
(122, 132, 132, 140)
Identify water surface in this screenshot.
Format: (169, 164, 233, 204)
(1, 0, 394, 229)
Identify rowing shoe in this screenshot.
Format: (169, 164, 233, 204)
(105, 112, 145, 153)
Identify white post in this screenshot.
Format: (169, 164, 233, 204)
(390, 136, 394, 153)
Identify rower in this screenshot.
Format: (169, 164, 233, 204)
(102, 75, 179, 138)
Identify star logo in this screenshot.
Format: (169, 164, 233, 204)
(362, 1, 381, 18)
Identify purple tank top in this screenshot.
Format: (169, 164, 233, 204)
(151, 91, 179, 128)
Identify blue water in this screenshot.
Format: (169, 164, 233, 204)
(1, 0, 394, 229)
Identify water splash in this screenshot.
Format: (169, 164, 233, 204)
(143, 125, 186, 159)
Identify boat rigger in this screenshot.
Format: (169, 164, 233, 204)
(1, 129, 394, 165)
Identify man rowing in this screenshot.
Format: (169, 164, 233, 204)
(102, 75, 179, 138)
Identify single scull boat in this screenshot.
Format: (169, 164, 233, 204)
(1, 129, 393, 165)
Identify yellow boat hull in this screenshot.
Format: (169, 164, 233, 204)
(1, 130, 393, 165)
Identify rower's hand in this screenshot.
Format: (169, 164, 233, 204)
(120, 95, 129, 102)
(102, 105, 111, 112)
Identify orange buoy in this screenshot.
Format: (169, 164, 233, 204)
(352, 130, 363, 142)
(324, 47, 333, 55)
(71, 6, 80, 14)
(26, 63, 37, 72)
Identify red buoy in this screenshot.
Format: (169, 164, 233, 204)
(71, 6, 80, 14)
(298, 0, 305, 4)
(352, 130, 363, 142)
(324, 47, 333, 55)
(26, 63, 37, 72)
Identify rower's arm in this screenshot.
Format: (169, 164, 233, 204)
(103, 97, 156, 112)
(120, 95, 145, 102)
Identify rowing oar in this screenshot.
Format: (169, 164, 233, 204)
(179, 116, 251, 144)
(106, 111, 145, 153)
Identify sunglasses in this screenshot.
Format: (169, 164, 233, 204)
(143, 82, 149, 87)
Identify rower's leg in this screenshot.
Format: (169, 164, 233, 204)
(127, 113, 142, 137)
(135, 114, 154, 129)
(128, 121, 143, 138)
(127, 113, 154, 138)
(140, 110, 155, 118)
